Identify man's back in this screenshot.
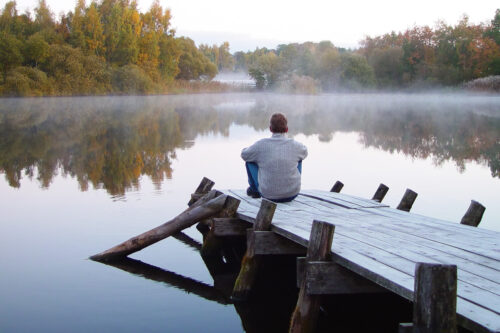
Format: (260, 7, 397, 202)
(241, 132, 308, 200)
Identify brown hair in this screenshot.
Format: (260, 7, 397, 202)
(270, 113, 288, 133)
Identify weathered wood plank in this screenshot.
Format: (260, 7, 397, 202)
(296, 258, 387, 295)
(212, 218, 251, 237)
(248, 231, 306, 256)
(301, 189, 389, 208)
(328, 220, 500, 294)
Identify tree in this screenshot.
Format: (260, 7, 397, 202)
(69, 0, 86, 49)
(34, 0, 54, 31)
(340, 53, 375, 89)
(23, 32, 50, 67)
(0, 32, 23, 81)
(83, 2, 105, 57)
(248, 51, 283, 88)
(176, 37, 217, 80)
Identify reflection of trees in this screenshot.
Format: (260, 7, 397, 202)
(1, 94, 499, 195)
(231, 94, 500, 178)
(0, 96, 221, 196)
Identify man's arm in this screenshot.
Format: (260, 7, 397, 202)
(297, 142, 308, 161)
(241, 141, 260, 162)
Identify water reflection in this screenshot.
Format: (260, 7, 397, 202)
(1, 93, 499, 196)
(101, 257, 231, 305)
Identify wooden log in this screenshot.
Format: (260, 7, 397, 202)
(188, 177, 215, 206)
(248, 231, 306, 256)
(372, 183, 389, 202)
(397, 189, 418, 212)
(231, 199, 277, 301)
(296, 259, 386, 295)
(90, 193, 228, 262)
(330, 181, 344, 193)
(460, 200, 485, 227)
(413, 263, 457, 333)
(289, 220, 335, 333)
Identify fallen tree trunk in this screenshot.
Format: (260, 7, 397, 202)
(90, 193, 228, 262)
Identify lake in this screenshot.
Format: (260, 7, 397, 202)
(1, 92, 499, 332)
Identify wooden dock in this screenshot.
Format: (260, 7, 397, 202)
(221, 189, 500, 333)
(91, 178, 499, 333)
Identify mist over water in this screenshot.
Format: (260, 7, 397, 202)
(0, 92, 499, 332)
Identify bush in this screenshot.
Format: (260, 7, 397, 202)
(2, 66, 50, 96)
(112, 64, 154, 94)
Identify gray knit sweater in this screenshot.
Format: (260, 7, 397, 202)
(241, 133, 308, 199)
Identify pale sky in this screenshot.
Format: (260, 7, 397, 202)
(9, 0, 500, 51)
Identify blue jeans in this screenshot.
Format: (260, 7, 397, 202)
(245, 161, 302, 203)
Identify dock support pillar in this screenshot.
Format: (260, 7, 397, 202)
(397, 189, 418, 212)
(188, 177, 215, 206)
(372, 183, 389, 202)
(330, 181, 344, 193)
(460, 200, 485, 227)
(289, 220, 335, 333)
(413, 263, 457, 333)
(231, 199, 277, 301)
(201, 196, 241, 257)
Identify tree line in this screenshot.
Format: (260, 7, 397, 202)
(0, 0, 233, 96)
(235, 10, 499, 91)
(0, 1, 498, 96)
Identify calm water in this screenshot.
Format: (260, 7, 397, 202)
(1, 92, 499, 332)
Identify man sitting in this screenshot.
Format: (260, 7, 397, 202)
(241, 113, 308, 202)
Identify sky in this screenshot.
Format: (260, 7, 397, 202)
(9, 0, 500, 52)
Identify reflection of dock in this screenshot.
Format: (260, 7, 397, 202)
(92, 178, 499, 333)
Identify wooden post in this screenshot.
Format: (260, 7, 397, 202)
(413, 263, 457, 333)
(330, 181, 344, 193)
(460, 200, 485, 227)
(231, 199, 277, 301)
(397, 189, 418, 212)
(201, 196, 241, 257)
(372, 183, 389, 202)
(289, 220, 335, 333)
(90, 193, 228, 262)
(188, 177, 215, 206)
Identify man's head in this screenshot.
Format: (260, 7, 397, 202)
(270, 113, 288, 133)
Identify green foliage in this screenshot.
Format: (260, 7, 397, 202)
(2, 66, 50, 96)
(0, 0, 224, 96)
(0, 32, 23, 80)
(248, 52, 282, 88)
(111, 64, 154, 93)
(176, 37, 217, 80)
(23, 32, 49, 67)
(199, 41, 234, 71)
(339, 53, 375, 89)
